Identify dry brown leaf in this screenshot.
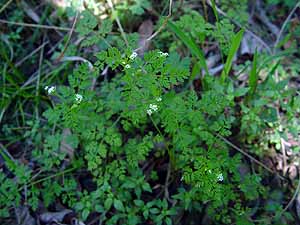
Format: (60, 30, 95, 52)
(137, 20, 154, 55)
(276, 159, 283, 171)
(288, 165, 298, 180)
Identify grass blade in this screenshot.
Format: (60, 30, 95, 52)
(249, 50, 258, 96)
(167, 21, 209, 74)
(221, 29, 244, 82)
(211, 0, 219, 22)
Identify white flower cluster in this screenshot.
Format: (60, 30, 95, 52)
(75, 94, 83, 104)
(147, 104, 158, 116)
(217, 173, 224, 182)
(45, 86, 56, 95)
(158, 51, 169, 57)
(146, 97, 162, 115)
(129, 52, 138, 60)
(156, 97, 162, 102)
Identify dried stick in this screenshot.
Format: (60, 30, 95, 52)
(55, 11, 79, 62)
(217, 134, 287, 181)
(60, 56, 93, 70)
(134, 0, 173, 52)
(107, 0, 129, 47)
(256, 1, 280, 36)
(281, 169, 300, 213)
(274, 2, 300, 49)
(206, 0, 272, 54)
(0, 19, 71, 31)
(15, 41, 49, 67)
(0, 0, 13, 14)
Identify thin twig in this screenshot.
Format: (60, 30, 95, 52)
(255, 1, 280, 36)
(0, 0, 13, 14)
(60, 56, 93, 70)
(0, 143, 17, 164)
(107, 0, 128, 47)
(206, 0, 272, 54)
(164, 162, 174, 204)
(281, 169, 300, 213)
(0, 19, 71, 31)
(23, 166, 78, 189)
(15, 41, 49, 67)
(217, 134, 287, 180)
(55, 11, 79, 62)
(35, 37, 46, 120)
(146, 0, 172, 42)
(274, 2, 300, 50)
(134, 0, 173, 52)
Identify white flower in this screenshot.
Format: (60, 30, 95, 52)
(129, 52, 138, 60)
(156, 97, 162, 102)
(147, 109, 153, 116)
(45, 86, 56, 95)
(147, 103, 159, 116)
(75, 94, 83, 103)
(125, 64, 131, 69)
(158, 51, 169, 57)
(217, 173, 224, 182)
(149, 104, 158, 112)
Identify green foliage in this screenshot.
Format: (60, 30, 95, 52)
(168, 20, 208, 73)
(267, 0, 296, 8)
(1, 45, 266, 223)
(164, 10, 239, 56)
(218, 0, 249, 25)
(1, 3, 299, 225)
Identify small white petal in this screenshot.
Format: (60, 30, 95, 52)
(47, 86, 56, 94)
(158, 51, 169, 57)
(129, 52, 138, 60)
(125, 64, 131, 69)
(217, 173, 224, 182)
(147, 109, 153, 115)
(75, 94, 83, 103)
(149, 104, 158, 112)
(156, 97, 162, 102)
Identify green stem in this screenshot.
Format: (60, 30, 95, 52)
(21, 166, 78, 191)
(149, 116, 175, 167)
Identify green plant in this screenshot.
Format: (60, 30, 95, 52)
(1, 2, 300, 225)
(0, 44, 270, 224)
